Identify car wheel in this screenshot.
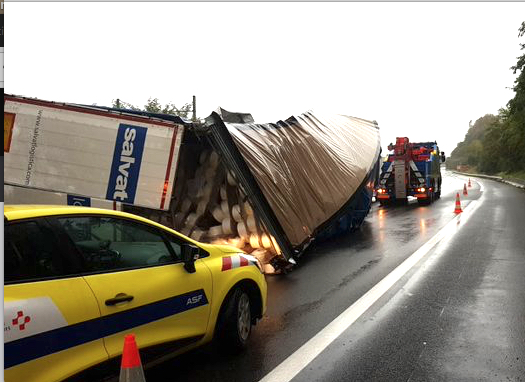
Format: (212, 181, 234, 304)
(217, 288, 252, 352)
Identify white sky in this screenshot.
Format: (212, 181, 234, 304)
(6, 2, 525, 155)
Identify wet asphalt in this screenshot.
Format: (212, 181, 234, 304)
(146, 170, 525, 382)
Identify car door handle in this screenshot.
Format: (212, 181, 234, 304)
(105, 293, 134, 306)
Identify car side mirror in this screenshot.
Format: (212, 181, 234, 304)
(181, 244, 200, 273)
(440, 152, 446, 163)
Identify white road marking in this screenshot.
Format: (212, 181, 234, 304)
(259, 199, 481, 382)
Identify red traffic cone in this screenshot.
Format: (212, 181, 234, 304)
(468, 178, 472, 188)
(119, 334, 146, 382)
(454, 192, 463, 214)
(463, 183, 468, 196)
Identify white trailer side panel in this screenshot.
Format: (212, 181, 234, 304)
(4, 98, 184, 210)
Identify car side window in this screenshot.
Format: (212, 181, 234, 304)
(5, 221, 64, 283)
(57, 216, 177, 273)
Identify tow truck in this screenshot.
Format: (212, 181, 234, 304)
(376, 137, 445, 206)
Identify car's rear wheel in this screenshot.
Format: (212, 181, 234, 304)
(217, 288, 252, 352)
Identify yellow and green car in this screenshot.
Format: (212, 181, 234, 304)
(4, 205, 267, 382)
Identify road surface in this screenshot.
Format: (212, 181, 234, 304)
(146, 170, 525, 382)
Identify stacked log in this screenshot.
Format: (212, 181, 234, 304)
(173, 149, 280, 272)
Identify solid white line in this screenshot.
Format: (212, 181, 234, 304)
(259, 200, 480, 382)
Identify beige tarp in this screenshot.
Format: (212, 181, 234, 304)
(223, 112, 381, 246)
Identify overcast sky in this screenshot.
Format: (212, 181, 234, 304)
(6, 2, 525, 155)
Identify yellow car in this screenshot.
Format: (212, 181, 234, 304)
(4, 205, 267, 382)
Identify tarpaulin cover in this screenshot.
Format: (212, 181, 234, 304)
(219, 112, 381, 247)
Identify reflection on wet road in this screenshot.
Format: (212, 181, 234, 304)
(146, 171, 525, 382)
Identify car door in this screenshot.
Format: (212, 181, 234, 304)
(4, 218, 107, 382)
(54, 214, 213, 358)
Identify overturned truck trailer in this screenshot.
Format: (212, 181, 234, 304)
(4, 93, 381, 273)
(203, 111, 381, 267)
(165, 109, 381, 272)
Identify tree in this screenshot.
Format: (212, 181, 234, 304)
(448, 114, 498, 170)
(482, 21, 525, 173)
(451, 21, 525, 175)
(507, 22, 525, 125)
(111, 97, 193, 118)
(111, 99, 141, 111)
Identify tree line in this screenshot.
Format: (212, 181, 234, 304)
(448, 22, 525, 176)
(111, 97, 193, 119)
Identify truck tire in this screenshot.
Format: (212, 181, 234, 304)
(436, 177, 442, 198)
(418, 186, 435, 205)
(216, 287, 252, 353)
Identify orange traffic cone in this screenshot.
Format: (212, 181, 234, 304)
(468, 178, 472, 188)
(119, 334, 146, 382)
(454, 192, 463, 214)
(463, 183, 468, 196)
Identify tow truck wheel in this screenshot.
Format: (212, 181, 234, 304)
(429, 183, 436, 203)
(216, 287, 252, 352)
(436, 177, 442, 198)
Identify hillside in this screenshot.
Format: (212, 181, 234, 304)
(448, 21, 525, 178)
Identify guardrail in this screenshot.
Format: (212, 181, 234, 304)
(453, 171, 525, 190)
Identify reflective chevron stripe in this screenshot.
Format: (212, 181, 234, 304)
(409, 160, 425, 185)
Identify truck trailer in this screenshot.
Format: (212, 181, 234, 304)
(4, 94, 381, 272)
(376, 137, 445, 206)
(4, 94, 185, 211)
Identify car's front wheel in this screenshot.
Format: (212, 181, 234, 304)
(216, 288, 252, 352)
